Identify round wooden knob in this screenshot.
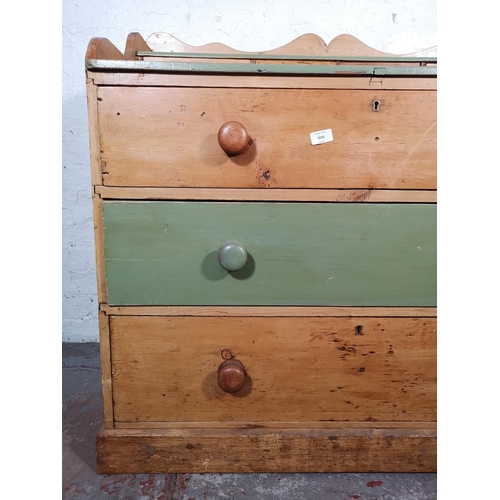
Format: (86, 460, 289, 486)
(218, 239, 248, 272)
(218, 359, 246, 393)
(217, 121, 251, 155)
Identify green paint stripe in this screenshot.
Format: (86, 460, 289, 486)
(136, 51, 437, 63)
(86, 59, 437, 76)
(103, 202, 436, 307)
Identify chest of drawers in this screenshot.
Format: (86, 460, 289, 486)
(85, 32, 437, 473)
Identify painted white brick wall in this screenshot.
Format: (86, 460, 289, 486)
(62, 0, 436, 342)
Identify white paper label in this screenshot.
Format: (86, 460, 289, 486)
(310, 129, 333, 145)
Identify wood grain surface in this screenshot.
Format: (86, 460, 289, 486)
(97, 87, 436, 189)
(98, 311, 113, 427)
(95, 186, 437, 202)
(97, 426, 437, 473)
(89, 71, 437, 90)
(101, 305, 437, 317)
(110, 316, 436, 423)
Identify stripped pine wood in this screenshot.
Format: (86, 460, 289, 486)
(101, 305, 437, 317)
(88, 71, 438, 90)
(110, 316, 436, 423)
(114, 420, 437, 429)
(145, 32, 436, 58)
(85, 80, 102, 186)
(85, 38, 125, 60)
(124, 32, 151, 59)
(98, 311, 113, 427)
(96, 427, 437, 473)
(97, 87, 436, 189)
(91, 194, 107, 302)
(137, 34, 436, 71)
(95, 186, 437, 203)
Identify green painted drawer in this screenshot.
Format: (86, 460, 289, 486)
(102, 202, 436, 306)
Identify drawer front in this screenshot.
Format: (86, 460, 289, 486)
(102, 201, 436, 306)
(97, 87, 436, 189)
(110, 316, 436, 423)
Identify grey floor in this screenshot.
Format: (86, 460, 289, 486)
(62, 343, 437, 499)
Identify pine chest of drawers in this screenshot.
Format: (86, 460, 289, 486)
(85, 32, 437, 473)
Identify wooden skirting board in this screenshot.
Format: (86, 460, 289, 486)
(97, 427, 437, 473)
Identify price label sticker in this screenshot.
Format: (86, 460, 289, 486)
(310, 128, 333, 145)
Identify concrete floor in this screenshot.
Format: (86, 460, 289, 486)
(62, 342, 437, 500)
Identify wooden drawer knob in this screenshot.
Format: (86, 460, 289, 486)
(218, 239, 248, 272)
(217, 121, 251, 155)
(217, 359, 246, 393)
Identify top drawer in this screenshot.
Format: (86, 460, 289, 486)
(97, 87, 436, 189)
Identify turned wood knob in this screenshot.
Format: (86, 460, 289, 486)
(218, 359, 246, 393)
(217, 121, 251, 155)
(218, 239, 248, 272)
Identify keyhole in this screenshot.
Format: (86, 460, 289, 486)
(355, 325, 363, 335)
(372, 100, 381, 112)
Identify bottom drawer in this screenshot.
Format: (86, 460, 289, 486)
(110, 315, 436, 424)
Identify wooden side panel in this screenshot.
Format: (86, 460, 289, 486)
(85, 80, 102, 186)
(98, 310, 113, 427)
(91, 194, 107, 302)
(97, 427, 437, 473)
(110, 316, 436, 423)
(98, 87, 436, 189)
(102, 202, 437, 307)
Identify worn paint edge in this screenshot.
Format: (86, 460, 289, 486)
(86, 59, 437, 76)
(137, 51, 437, 63)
